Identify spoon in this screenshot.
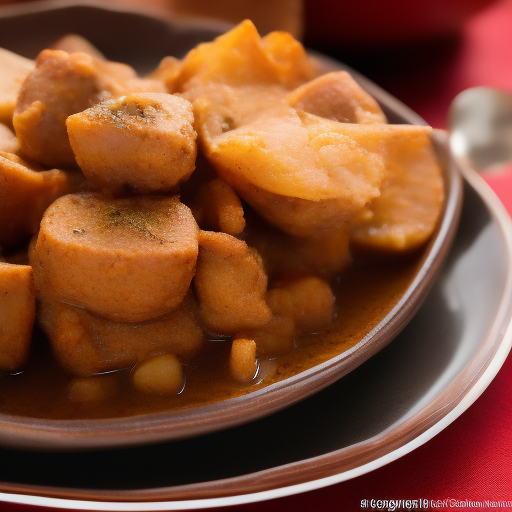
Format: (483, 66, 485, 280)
(448, 87, 512, 173)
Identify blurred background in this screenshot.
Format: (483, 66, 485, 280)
(1, 0, 510, 131)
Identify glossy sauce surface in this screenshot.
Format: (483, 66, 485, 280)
(0, 255, 421, 420)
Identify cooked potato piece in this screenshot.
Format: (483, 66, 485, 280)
(68, 374, 118, 403)
(51, 34, 106, 60)
(67, 93, 197, 194)
(261, 30, 317, 89)
(178, 20, 282, 92)
(178, 21, 315, 139)
(131, 354, 184, 395)
(350, 130, 445, 252)
(229, 338, 258, 383)
(0, 262, 35, 374)
(297, 115, 442, 252)
(191, 178, 245, 235)
(0, 151, 71, 248)
(0, 48, 34, 127)
(270, 276, 335, 331)
(0, 123, 20, 154)
(204, 107, 386, 236)
(194, 230, 271, 333)
(148, 56, 182, 92)
(39, 293, 203, 376)
(287, 71, 387, 124)
(31, 193, 199, 322)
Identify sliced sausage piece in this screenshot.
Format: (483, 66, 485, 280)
(0, 262, 35, 374)
(38, 293, 203, 376)
(0, 48, 34, 127)
(67, 93, 197, 194)
(31, 193, 199, 322)
(0, 151, 71, 248)
(194, 230, 271, 333)
(13, 50, 165, 168)
(13, 50, 99, 167)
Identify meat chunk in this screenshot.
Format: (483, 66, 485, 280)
(246, 215, 351, 279)
(13, 50, 165, 167)
(190, 178, 245, 235)
(67, 93, 197, 194)
(38, 293, 203, 376)
(0, 262, 35, 373)
(51, 34, 106, 60)
(31, 193, 199, 322)
(267, 276, 335, 332)
(0, 48, 34, 127)
(194, 231, 271, 333)
(287, 71, 387, 124)
(0, 151, 71, 248)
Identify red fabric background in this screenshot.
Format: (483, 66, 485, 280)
(1, 1, 512, 511)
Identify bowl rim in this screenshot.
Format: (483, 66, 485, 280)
(0, 3, 465, 453)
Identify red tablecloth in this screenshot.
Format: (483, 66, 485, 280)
(2, 1, 512, 511)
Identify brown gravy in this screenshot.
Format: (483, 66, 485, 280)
(0, 255, 421, 420)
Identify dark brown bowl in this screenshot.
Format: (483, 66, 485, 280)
(0, 1, 463, 452)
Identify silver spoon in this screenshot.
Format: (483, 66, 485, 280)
(447, 87, 512, 172)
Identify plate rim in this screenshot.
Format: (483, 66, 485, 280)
(1, 2, 510, 506)
(0, 3, 464, 452)
(1, 164, 511, 510)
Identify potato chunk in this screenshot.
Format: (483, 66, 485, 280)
(287, 71, 387, 124)
(205, 107, 386, 236)
(0, 262, 35, 373)
(148, 56, 182, 93)
(194, 231, 271, 333)
(190, 178, 245, 235)
(350, 129, 445, 252)
(0, 124, 20, 154)
(67, 93, 197, 194)
(31, 194, 199, 322)
(0, 48, 34, 127)
(39, 293, 203, 376)
(0, 151, 71, 248)
(178, 20, 316, 140)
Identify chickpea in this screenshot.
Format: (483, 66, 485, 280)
(68, 374, 118, 403)
(131, 354, 184, 395)
(229, 338, 258, 383)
